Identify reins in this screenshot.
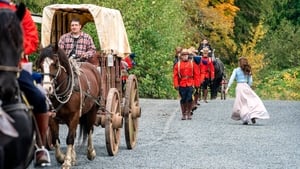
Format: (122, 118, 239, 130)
(47, 58, 75, 104)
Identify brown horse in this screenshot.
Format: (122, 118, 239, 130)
(36, 45, 102, 168)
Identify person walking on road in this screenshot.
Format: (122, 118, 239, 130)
(225, 57, 270, 125)
(173, 49, 200, 120)
(199, 47, 215, 103)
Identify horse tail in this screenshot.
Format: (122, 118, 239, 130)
(78, 114, 89, 145)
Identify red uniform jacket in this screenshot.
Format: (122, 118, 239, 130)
(121, 56, 134, 81)
(122, 56, 133, 70)
(199, 57, 215, 83)
(173, 60, 200, 88)
(0, 2, 39, 62)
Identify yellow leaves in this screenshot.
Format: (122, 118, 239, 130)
(282, 71, 298, 88)
(196, 0, 239, 30)
(238, 21, 267, 78)
(215, 2, 239, 17)
(255, 68, 300, 100)
(283, 72, 293, 81)
(197, 0, 209, 7)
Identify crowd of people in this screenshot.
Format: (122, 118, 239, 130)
(1, 1, 270, 167)
(173, 39, 270, 124)
(173, 39, 215, 120)
(1, 1, 136, 167)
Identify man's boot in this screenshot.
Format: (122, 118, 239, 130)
(181, 103, 187, 120)
(193, 93, 200, 108)
(203, 89, 208, 103)
(187, 102, 193, 120)
(34, 113, 51, 167)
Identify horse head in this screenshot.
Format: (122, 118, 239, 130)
(0, 5, 25, 102)
(37, 44, 71, 94)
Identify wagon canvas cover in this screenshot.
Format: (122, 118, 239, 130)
(41, 4, 131, 57)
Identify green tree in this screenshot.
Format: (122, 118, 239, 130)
(233, 0, 265, 47)
(96, 0, 193, 98)
(258, 19, 300, 70)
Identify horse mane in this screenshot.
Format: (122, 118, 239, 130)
(0, 9, 23, 64)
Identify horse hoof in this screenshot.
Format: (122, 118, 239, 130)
(61, 164, 71, 169)
(87, 149, 96, 160)
(71, 160, 77, 166)
(56, 154, 65, 164)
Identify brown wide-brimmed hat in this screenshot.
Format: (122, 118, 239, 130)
(181, 48, 190, 55)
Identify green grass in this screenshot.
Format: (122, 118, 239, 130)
(255, 67, 300, 100)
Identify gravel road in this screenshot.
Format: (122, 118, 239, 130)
(29, 98, 300, 169)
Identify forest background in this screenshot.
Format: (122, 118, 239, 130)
(24, 0, 300, 100)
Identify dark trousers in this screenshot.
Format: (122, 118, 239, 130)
(179, 86, 194, 104)
(18, 70, 47, 114)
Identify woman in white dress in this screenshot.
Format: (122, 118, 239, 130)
(225, 57, 270, 125)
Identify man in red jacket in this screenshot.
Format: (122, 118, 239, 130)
(173, 49, 200, 120)
(0, 0, 51, 167)
(199, 47, 215, 103)
(0, 0, 39, 62)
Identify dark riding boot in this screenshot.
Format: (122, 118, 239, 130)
(34, 113, 51, 167)
(195, 93, 200, 105)
(193, 94, 199, 109)
(203, 89, 208, 103)
(187, 102, 193, 120)
(181, 103, 187, 120)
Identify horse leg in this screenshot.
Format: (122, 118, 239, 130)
(62, 120, 78, 168)
(61, 145, 73, 169)
(71, 145, 76, 166)
(50, 119, 65, 164)
(210, 81, 216, 100)
(87, 130, 96, 160)
(81, 107, 97, 160)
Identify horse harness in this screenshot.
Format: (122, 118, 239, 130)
(47, 58, 101, 118)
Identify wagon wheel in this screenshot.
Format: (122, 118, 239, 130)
(124, 75, 141, 149)
(105, 88, 122, 156)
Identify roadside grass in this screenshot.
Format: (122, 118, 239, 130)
(253, 67, 300, 100)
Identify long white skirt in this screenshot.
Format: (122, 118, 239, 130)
(231, 83, 270, 123)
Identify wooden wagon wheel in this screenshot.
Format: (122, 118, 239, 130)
(105, 88, 123, 156)
(124, 75, 141, 149)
